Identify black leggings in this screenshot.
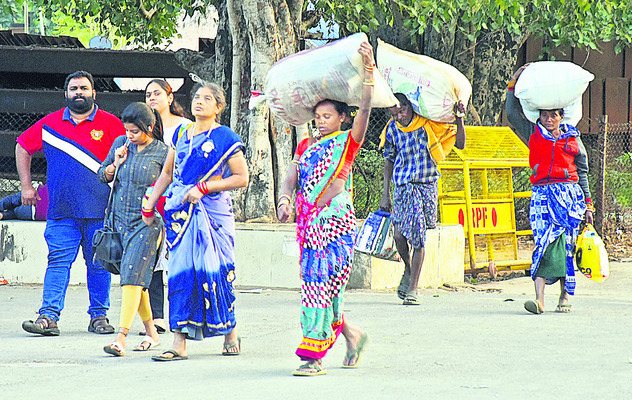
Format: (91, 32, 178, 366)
(148, 270, 164, 319)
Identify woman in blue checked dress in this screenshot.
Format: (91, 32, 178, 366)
(98, 102, 169, 356)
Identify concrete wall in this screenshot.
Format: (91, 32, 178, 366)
(0, 221, 464, 289)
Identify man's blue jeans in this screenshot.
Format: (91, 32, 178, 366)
(39, 218, 111, 321)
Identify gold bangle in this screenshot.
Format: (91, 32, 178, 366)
(277, 200, 290, 208)
(279, 194, 291, 203)
(362, 80, 375, 86)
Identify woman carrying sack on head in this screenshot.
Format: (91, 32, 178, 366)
(276, 41, 374, 376)
(142, 81, 248, 361)
(98, 102, 169, 356)
(506, 65, 593, 315)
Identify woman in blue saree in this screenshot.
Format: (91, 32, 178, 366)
(277, 41, 375, 376)
(142, 82, 248, 361)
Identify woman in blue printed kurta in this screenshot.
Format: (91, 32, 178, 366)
(143, 82, 248, 361)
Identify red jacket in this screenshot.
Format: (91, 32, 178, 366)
(529, 126, 579, 186)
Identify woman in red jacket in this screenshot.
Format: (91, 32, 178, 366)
(506, 65, 593, 315)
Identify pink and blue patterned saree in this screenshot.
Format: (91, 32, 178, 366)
(294, 130, 361, 360)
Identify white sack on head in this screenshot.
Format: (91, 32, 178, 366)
(514, 61, 594, 110)
(522, 97, 584, 127)
(376, 39, 472, 123)
(259, 32, 397, 126)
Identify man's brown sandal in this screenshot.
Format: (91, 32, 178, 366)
(22, 314, 60, 336)
(88, 315, 115, 334)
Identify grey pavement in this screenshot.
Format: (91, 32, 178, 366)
(1, 262, 631, 399)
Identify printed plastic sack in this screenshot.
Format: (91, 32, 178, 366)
(253, 32, 397, 126)
(515, 61, 593, 126)
(521, 97, 584, 127)
(376, 39, 472, 123)
(575, 224, 609, 283)
(355, 210, 400, 261)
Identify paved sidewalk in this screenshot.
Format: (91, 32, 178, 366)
(1, 262, 631, 399)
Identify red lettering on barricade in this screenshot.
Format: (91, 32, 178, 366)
(475, 208, 482, 227)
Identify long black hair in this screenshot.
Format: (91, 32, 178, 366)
(121, 102, 164, 142)
(145, 79, 188, 118)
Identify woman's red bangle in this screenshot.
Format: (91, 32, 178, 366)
(141, 207, 155, 218)
(197, 182, 209, 195)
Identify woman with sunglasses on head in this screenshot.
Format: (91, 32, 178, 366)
(143, 81, 248, 361)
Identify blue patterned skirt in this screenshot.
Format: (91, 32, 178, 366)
(529, 183, 586, 295)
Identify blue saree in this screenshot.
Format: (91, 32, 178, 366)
(163, 123, 243, 339)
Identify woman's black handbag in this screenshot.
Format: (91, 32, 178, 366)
(92, 159, 123, 275)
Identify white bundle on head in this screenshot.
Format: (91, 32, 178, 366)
(514, 61, 594, 126)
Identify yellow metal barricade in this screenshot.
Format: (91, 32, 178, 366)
(438, 126, 532, 274)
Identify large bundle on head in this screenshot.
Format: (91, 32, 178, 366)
(514, 61, 594, 126)
(252, 33, 397, 126)
(376, 39, 472, 123)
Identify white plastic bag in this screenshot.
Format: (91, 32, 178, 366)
(355, 210, 400, 261)
(515, 61, 593, 113)
(376, 39, 472, 123)
(256, 32, 397, 126)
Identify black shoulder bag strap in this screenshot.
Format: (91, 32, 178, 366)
(103, 158, 121, 228)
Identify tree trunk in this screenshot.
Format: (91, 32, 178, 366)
(231, 0, 303, 222)
(469, 28, 529, 125)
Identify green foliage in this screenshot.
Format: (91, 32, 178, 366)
(46, 11, 127, 48)
(29, 0, 214, 49)
(313, 0, 632, 53)
(0, 1, 23, 28)
(352, 145, 384, 219)
(0, 0, 48, 34)
(605, 152, 632, 207)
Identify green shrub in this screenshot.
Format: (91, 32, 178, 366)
(605, 152, 632, 207)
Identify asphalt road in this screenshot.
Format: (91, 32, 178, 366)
(1, 262, 631, 399)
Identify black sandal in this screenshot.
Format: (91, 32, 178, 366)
(397, 274, 410, 300)
(88, 316, 115, 334)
